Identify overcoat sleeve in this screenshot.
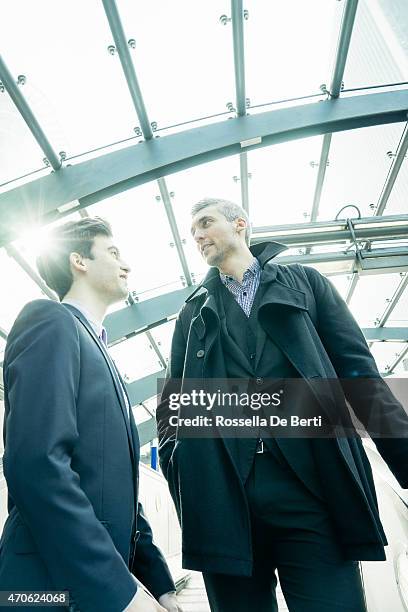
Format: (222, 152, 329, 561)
(303, 266, 408, 487)
(156, 311, 187, 479)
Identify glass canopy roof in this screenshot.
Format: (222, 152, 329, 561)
(1, 0, 408, 406)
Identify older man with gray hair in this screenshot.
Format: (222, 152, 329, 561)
(157, 197, 408, 611)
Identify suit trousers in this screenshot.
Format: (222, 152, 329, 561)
(203, 451, 367, 612)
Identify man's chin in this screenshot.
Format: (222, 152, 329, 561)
(110, 288, 129, 304)
(206, 254, 222, 267)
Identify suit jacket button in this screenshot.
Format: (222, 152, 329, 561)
(196, 350, 205, 358)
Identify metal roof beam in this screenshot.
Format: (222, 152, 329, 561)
(375, 273, 408, 328)
(102, 1, 192, 285)
(124, 325, 408, 412)
(0, 55, 61, 171)
(105, 247, 408, 344)
(146, 330, 167, 370)
(239, 152, 249, 214)
(329, 0, 359, 98)
(102, 0, 153, 139)
(375, 122, 408, 216)
(231, 0, 246, 117)
(385, 345, 408, 375)
(252, 213, 408, 246)
(106, 286, 191, 345)
(5, 244, 58, 301)
(126, 369, 165, 408)
(157, 178, 192, 286)
(230, 1, 250, 213)
(364, 327, 408, 342)
(310, 133, 332, 222)
(260, 247, 408, 274)
(345, 271, 359, 304)
(1, 90, 407, 246)
(0, 326, 8, 341)
(309, 0, 358, 223)
(125, 327, 408, 412)
(136, 416, 158, 447)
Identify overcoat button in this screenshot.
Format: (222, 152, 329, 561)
(196, 349, 205, 358)
(256, 377, 263, 385)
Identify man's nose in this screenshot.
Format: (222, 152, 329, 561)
(194, 228, 204, 242)
(121, 261, 131, 274)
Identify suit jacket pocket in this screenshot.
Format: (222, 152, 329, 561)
(13, 524, 37, 554)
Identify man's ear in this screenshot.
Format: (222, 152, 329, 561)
(69, 252, 87, 273)
(236, 217, 247, 236)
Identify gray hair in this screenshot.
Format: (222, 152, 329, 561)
(191, 198, 251, 245)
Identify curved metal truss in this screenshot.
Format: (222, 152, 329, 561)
(1, 0, 408, 443)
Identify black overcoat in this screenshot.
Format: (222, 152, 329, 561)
(157, 242, 408, 576)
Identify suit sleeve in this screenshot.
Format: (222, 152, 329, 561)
(131, 502, 175, 599)
(3, 301, 137, 612)
(156, 311, 187, 479)
(303, 266, 408, 487)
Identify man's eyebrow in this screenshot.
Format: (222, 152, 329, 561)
(108, 245, 120, 255)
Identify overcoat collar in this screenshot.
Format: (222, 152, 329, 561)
(186, 241, 308, 327)
(186, 241, 287, 304)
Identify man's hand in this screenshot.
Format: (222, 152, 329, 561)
(158, 591, 183, 612)
(125, 588, 166, 612)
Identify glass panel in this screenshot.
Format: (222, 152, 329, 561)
(134, 281, 187, 303)
(328, 274, 351, 300)
(391, 352, 408, 377)
(1, 0, 139, 167)
(385, 281, 408, 326)
(116, 0, 233, 130)
(90, 182, 185, 300)
(0, 400, 4, 456)
(375, 0, 408, 66)
(109, 332, 162, 383)
(138, 441, 153, 467)
(166, 155, 243, 279)
(150, 320, 176, 365)
(0, 247, 46, 331)
(277, 249, 354, 276)
(248, 137, 324, 226)
(317, 123, 404, 221)
(309, 244, 352, 254)
(382, 149, 408, 215)
(348, 273, 401, 327)
(344, 0, 408, 91)
(0, 337, 6, 362)
(11, 212, 83, 270)
(0, 92, 48, 186)
(303, 259, 354, 277)
(370, 341, 406, 373)
(245, 0, 342, 105)
(143, 397, 159, 416)
(132, 404, 153, 426)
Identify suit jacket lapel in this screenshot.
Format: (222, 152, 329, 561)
(63, 304, 135, 457)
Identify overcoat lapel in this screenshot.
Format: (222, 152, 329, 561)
(257, 264, 313, 377)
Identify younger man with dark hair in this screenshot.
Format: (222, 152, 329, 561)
(0, 217, 180, 612)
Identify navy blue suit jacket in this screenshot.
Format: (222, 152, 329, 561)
(0, 300, 174, 611)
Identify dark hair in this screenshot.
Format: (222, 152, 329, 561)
(36, 217, 112, 300)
